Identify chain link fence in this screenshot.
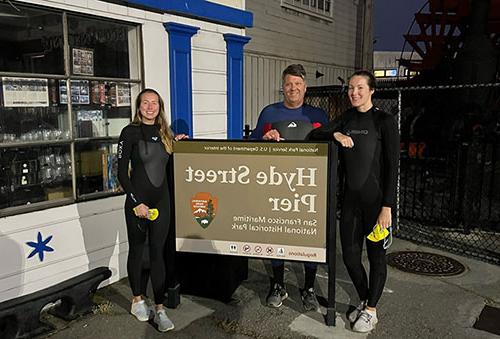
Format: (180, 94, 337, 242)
(305, 82, 500, 265)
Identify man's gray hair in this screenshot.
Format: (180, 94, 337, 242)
(282, 64, 306, 82)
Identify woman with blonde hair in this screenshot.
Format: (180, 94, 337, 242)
(117, 88, 186, 332)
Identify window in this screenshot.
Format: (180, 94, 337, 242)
(67, 15, 139, 79)
(385, 69, 398, 77)
(0, 4, 64, 74)
(374, 69, 399, 78)
(404, 69, 419, 78)
(281, 0, 333, 20)
(75, 140, 121, 197)
(0, 145, 72, 209)
(0, 2, 141, 215)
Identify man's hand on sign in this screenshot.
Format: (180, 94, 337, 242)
(263, 129, 285, 141)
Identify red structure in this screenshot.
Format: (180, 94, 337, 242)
(400, 0, 500, 76)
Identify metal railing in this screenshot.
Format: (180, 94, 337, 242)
(304, 82, 500, 265)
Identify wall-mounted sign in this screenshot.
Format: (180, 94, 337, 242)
(174, 141, 330, 263)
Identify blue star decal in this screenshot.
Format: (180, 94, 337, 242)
(26, 232, 54, 262)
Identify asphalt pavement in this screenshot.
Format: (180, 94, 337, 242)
(40, 236, 500, 339)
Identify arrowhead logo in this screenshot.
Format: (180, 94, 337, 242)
(191, 192, 218, 228)
(287, 121, 297, 128)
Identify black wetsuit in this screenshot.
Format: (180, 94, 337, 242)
(311, 106, 399, 307)
(118, 123, 171, 304)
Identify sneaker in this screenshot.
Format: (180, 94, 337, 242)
(154, 309, 175, 332)
(348, 300, 366, 323)
(130, 300, 150, 322)
(352, 309, 378, 332)
(266, 283, 288, 308)
(301, 288, 320, 312)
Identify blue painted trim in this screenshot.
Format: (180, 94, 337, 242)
(224, 33, 251, 139)
(125, 0, 253, 28)
(164, 22, 200, 136)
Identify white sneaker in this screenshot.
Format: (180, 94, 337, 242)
(352, 309, 378, 332)
(348, 300, 366, 323)
(154, 309, 175, 332)
(130, 300, 150, 322)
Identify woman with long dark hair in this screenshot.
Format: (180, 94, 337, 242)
(311, 71, 399, 332)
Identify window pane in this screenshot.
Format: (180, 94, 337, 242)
(0, 3, 64, 74)
(386, 69, 398, 77)
(0, 145, 72, 209)
(0, 77, 70, 143)
(67, 16, 137, 78)
(72, 81, 139, 138)
(75, 141, 121, 197)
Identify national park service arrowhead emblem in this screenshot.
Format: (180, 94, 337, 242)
(191, 192, 218, 228)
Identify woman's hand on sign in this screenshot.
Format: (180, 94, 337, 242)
(174, 134, 189, 141)
(334, 132, 354, 148)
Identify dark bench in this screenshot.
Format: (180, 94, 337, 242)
(0, 266, 111, 339)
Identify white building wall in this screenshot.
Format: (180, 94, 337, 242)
(192, 23, 231, 139)
(0, 196, 127, 302)
(1, 0, 246, 302)
(214, 0, 245, 9)
(141, 20, 171, 116)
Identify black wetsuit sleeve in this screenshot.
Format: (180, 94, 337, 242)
(307, 118, 343, 141)
(381, 114, 400, 208)
(117, 127, 143, 206)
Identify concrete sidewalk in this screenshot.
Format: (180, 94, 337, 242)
(40, 238, 500, 339)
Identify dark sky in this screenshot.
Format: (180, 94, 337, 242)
(374, 0, 427, 51)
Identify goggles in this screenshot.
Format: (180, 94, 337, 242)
(132, 207, 159, 221)
(367, 224, 392, 250)
(147, 208, 159, 221)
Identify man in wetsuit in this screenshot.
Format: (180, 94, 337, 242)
(250, 64, 328, 311)
(310, 70, 399, 332)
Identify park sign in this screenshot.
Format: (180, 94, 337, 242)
(173, 140, 329, 263)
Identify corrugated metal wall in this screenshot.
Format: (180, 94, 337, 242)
(244, 55, 287, 128)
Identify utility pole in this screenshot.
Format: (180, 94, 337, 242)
(362, 0, 374, 70)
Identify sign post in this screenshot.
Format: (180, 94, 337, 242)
(326, 141, 338, 326)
